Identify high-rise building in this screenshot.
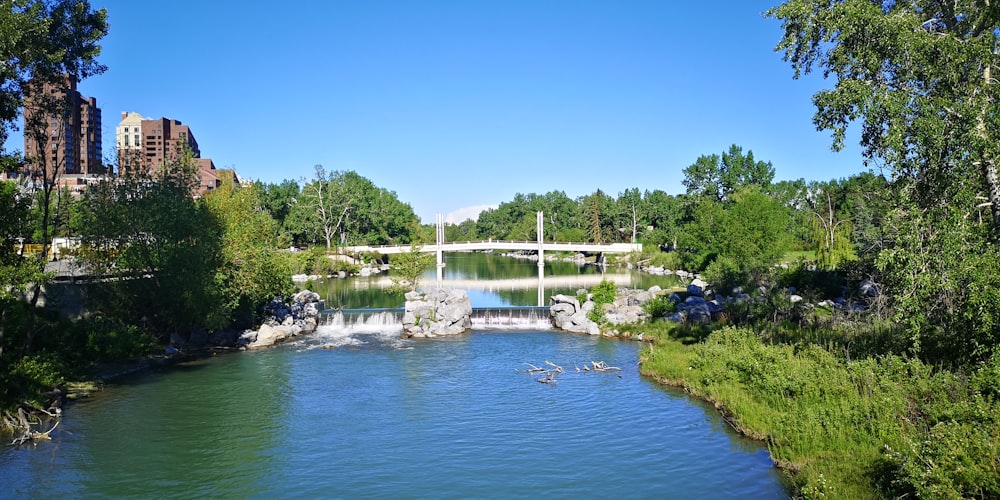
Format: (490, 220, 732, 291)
(19, 76, 103, 187)
(116, 112, 221, 196)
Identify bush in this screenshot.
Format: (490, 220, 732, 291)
(703, 255, 746, 291)
(643, 295, 675, 319)
(647, 251, 681, 270)
(85, 323, 158, 363)
(586, 279, 619, 323)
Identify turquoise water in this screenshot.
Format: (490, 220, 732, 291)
(1, 331, 787, 498)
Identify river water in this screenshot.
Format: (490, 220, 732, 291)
(0, 253, 788, 498)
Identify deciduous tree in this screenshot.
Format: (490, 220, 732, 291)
(682, 145, 774, 202)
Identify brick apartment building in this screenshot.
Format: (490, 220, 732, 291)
(12, 76, 107, 193)
(116, 111, 221, 196)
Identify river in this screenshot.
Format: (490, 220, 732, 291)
(0, 253, 788, 498)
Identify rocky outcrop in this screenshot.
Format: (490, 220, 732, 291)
(549, 294, 601, 335)
(602, 288, 657, 326)
(403, 288, 472, 337)
(240, 290, 324, 349)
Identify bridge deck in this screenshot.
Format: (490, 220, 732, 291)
(340, 241, 641, 255)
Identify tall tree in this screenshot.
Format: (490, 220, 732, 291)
(0, 0, 108, 150)
(296, 165, 357, 249)
(682, 144, 775, 202)
(202, 176, 293, 328)
(770, 0, 1000, 365)
(73, 150, 225, 338)
(0, 181, 44, 373)
(769, 0, 1000, 233)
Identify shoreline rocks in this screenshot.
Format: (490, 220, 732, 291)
(240, 290, 325, 349)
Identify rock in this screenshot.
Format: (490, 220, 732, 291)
(403, 288, 473, 337)
(686, 284, 704, 297)
(860, 279, 879, 297)
(789, 294, 804, 303)
(248, 324, 300, 349)
(648, 285, 662, 293)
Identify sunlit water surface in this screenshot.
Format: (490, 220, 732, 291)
(2, 331, 787, 498)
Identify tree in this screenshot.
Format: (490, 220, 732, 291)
(770, 0, 1000, 365)
(641, 189, 685, 249)
(0, 0, 108, 151)
(682, 145, 775, 202)
(769, 0, 1000, 233)
(202, 175, 293, 327)
(256, 178, 299, 243)
(811, 189, 856, 270)
(389, 246, 435, 293)
(617, 187, 642, 244)
(73, 149, 225, 338)
(295, 165, 356, 249)
(0, 181, 45, 373)
(679, 189, 791, 287)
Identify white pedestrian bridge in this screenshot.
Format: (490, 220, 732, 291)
(339, 240, 642, 256)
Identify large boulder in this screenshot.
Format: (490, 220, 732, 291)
(403, 288, 472, 338)
(549, 294, 600, 335)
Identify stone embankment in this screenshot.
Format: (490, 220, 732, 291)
(402, 288, 473, 337)
(239, 290, 325, 349)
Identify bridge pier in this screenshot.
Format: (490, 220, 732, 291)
(436, 213, 445, 283)
(537, 211, 545, 306)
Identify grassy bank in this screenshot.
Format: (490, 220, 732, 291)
(632, 323, 1000, 499)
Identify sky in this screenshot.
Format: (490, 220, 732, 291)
(12, 0, 870, 223)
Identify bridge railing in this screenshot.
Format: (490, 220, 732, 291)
(339, 240, 639, 250)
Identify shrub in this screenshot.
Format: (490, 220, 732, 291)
(648, 251, 681, 270)
(587, 279, 618, 323)
(643, 295, 675, 319)
(703, 255, 746, 292)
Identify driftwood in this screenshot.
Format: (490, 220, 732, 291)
(520, 360, 620, 384)
(3, 407, 61, 446)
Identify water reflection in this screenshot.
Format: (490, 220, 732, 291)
(312, 252, 683, 308)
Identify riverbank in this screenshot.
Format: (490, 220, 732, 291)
(632, 322, 1000, 499)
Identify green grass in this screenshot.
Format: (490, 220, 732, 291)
(635, 323, 1000, 499)
(781, 250, 816, 264)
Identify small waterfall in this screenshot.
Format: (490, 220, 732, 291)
(470, 307, 553, 330)
(317, 307, 554, 333)
(319, 309, 405, 333)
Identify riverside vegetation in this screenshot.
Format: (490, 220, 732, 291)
(3, 1, 1000, 498)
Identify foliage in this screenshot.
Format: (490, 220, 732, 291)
(642, 295, 675, 319)
(680, 189, 791, 287)
(202, 178, 293, 328)
(0, 180, 44, 370)
(388, 246, 435, 293)
(586, 279, 618, 323)
(646, 250, 681, 271)
(769, 0, 1000, 229)
(289, 166, 418, 248)
(640, 327, 1000, 499)
(682, 144, 774, 202)
(876, 187, 1000, 366)
(0, 0, 108, 150)
(72, 150, 226, 338)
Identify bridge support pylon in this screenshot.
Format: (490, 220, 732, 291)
(436, 213, 445, 283)
(537, 211, 545, 306)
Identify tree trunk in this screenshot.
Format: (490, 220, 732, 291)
(984, 159, 1000, 232)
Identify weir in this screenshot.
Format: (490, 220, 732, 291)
(318, 306, 554, 332)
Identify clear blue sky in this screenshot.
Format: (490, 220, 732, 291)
(20, 0, 870, 223)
